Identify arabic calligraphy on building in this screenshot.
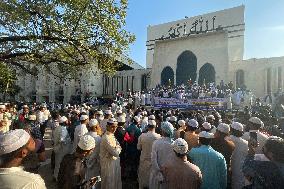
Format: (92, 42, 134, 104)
(158, 16, 223, 41)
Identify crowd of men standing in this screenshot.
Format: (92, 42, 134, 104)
(0, 95, 284, 189)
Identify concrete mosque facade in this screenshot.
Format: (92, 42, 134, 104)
(15, 5, 284, 103)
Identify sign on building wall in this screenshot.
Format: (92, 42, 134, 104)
(154, 97, 227, 110)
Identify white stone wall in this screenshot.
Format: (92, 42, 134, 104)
(146, 5, 245, 68)
(229, 57, 284, 97)
(150, 31, 229, 88)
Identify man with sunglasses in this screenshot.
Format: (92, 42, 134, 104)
(0, 129, 46, 188)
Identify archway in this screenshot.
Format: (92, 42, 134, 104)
(236, 69, 245, 89)
(161, 66, 174, 86)
(198, 63, 216, 85)
(176, 50, 197, 85)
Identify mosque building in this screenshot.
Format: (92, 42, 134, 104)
(15, 5, 284, 103)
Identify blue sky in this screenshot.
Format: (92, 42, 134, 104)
(124, 0, 284, 67)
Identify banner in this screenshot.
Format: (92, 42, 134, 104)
(154, 97, 227, 110)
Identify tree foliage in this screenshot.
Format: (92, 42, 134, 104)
(0, 63, 21, 97)
(0, 0, 135, 76)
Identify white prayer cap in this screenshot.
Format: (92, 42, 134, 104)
(166, 117, 170, 122)
(249, 117, 262, 125)
(172, 138, 188, 155)
(41, 104, 47, 108)
(117, 116, 126, 123)
(148, 120, 156, 126)
(178, 120, 186, 126)
(97, 110, 103, 115)
(143, 111, 148, 116)
(78, 135, 96, 151)
(23, 105, 29, 109)
(80, 115, 89, 121)
(217, 123, 230, 134)
(202, 122, 212, 130)
(207, 115, 215, 120)
(107, 118, 118, 125)
(0, 104, 5, 109)
(74, 109, 80, 114)
(89, 119, 99, 126)
(188, 119, 198, 128)
(134, 116, 140, 123)
(28, 115, 37, 121)
(149, 115, 155, 120)
(167, 110, 172, 115)
(105, 110, 112, 115)
(199, 131, 214, 139)
(0, 129, 30, 155)
(59, 116, 68, 123)
(117, 110, 122, 114)
(231, 122, 244, 132)
(170, 116, 177, 122)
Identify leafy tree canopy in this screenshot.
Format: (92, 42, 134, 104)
(0, 0, 135, 77)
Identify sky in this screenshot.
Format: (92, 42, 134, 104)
(124, 0, 284, 67)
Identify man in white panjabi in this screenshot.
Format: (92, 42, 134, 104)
(0, 129, 46, 189)
(100, 110, 112, 133)
(149, 121, 175, 189)
(242, 117, 268, 154)
(53, 116, 72, 181)
(100, 118, 122, 189)
(86, 119, 102, 181)
(228, 122, 248, 189)
(137, 120, 161, 189)
(72, 114, 89, 153)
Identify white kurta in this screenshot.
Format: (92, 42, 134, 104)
(72, 124, 88, 153)
(100, 131, 122, 189)
(86, 132, 101, 180)
(242, 131, 268, 154)
(149, 137, 174, 189)
(137, 131, 161, 189)
(53, 125, 72, 180)
(229, 135, 248, 189)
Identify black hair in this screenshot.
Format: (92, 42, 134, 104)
(231, 128, 243, 137)
(148, 124, 155, 129)
(265, 137, 284, 163)
(186, 126, 197, 132)
(118, 122, 125, 127)
(0, 143, 27, 167)
(174, 151, 187, 158)
(199, 137, 211, 145)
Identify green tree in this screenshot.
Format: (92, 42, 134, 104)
(0, 63, 21, 100)
(0, 0, 135, 76)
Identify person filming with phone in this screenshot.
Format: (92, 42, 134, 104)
(242, 117, 268, 154)
(242, 136, 284, 189)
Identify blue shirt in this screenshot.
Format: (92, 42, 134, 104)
(189, 145, 227, 189)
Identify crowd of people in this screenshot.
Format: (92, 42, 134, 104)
(0, 90, 284, 189)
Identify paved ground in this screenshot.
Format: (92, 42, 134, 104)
(38, 129, 57, 189)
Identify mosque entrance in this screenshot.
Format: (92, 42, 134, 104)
(198, 63, 216, 85)
(161, 66, 174, 86)
(176, 50, 197, 85)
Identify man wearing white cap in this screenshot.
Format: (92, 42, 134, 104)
(100, 118, 122, 189)
(189, 131, 227, 189)
(184, 119, 199, 151)
(0, 129, 46, 188)
(242, 117, 268, 154)
(211, 123, 235, 187)
(162, 138, 202, 189)
(100, 109, 112, 133)
(137, 119, 160, 189)
(53, 116, 72, 180)
(228, 122, 248, 189)
(174, 119, 186, 139)
(72, 114, 89, 153)
(58, 135, 97, 189)
(149, 121, 175, 189)
(86, 119, 102, 183)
